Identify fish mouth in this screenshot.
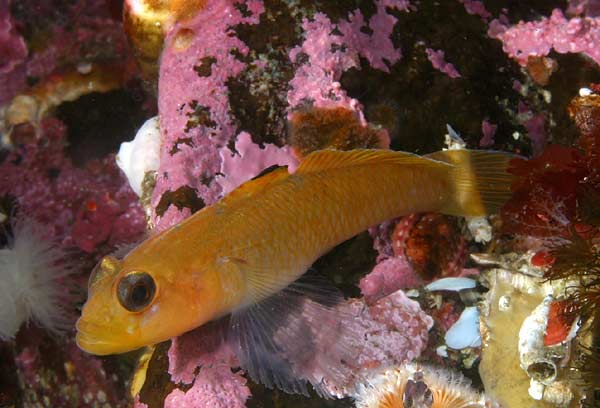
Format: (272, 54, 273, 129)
(75, 318, 125, 355)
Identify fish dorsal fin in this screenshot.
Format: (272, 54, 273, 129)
(296, 149, 437, 174)
(218, 165, 289, 207)
(228, 272, 359, 397)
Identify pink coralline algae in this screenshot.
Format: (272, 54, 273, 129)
(359, 256, 422, 303)
(425, 48, 462, 79)
(0, 118, 145, 253)
(14, 328, 128, 407)
(458, 0, 491, 20)
(369, 220, 398, 262)
(251, 289, 433, 397)
(287, 0, 410, 121)
(322, 290, 433, 395)
(164, 366, 251, 408)
(163, 321, 250, 407)
(218, 132, 299, 195)
(151, 0, 264, 231)
(360, 290, 433, 367)
(0, 0, 128, 105)
(488, 8, 600, 67)
(337, 0, 410, 73)
(518, 101, 548, 156)
(168, 322, 238, 385)
(480, 119, 498, 147)
(0, 1, 27, 104)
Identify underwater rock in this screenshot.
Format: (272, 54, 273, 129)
(478, 267, 581, 407)
(3, 0, 600, 407)
(150, 0, 264, 231)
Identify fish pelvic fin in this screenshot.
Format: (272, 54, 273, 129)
(425, 149, 517, 217)
(228, 272, 358, 398)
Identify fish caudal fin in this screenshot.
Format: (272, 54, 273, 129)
(425, 149, 516, 217)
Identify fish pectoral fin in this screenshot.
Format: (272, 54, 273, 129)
(228, 273, 358, 397)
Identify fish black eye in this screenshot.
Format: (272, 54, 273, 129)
(117, 272, 156, 312)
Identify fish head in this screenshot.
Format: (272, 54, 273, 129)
(76, 252, 223, 355)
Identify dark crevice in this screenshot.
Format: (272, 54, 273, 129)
(155, 186, 205, 217)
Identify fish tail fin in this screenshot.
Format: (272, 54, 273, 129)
(425, 149, 516, 217)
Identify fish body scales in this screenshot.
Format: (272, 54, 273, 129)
(223, 162, 448, 306)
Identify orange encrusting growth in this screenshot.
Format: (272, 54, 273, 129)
(288, 107, 390, 158)
(76, 148, 514, 355)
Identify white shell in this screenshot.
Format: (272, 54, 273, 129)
(445, 306, 481, 349)
(425, 277, 476, 292)
(116, 116, 161, 196)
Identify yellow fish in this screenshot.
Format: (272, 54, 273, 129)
(76, 148, 514, 393)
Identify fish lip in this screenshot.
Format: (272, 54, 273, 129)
(75, 329, 118, 355)
(75, 318, 119, 354)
